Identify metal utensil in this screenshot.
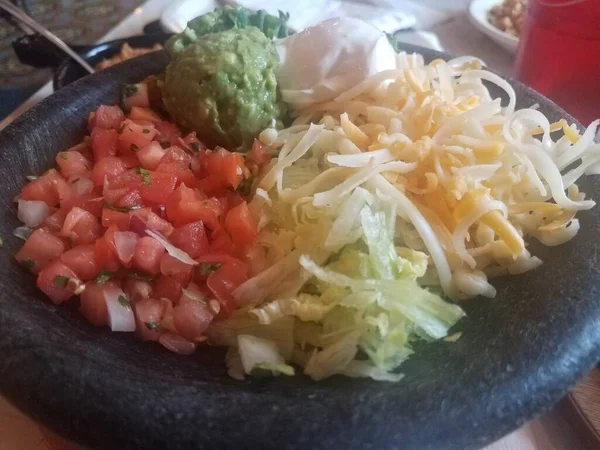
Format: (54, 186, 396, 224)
(0, 0, 94, 74)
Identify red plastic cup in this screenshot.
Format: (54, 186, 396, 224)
(514, 0, 600, 125)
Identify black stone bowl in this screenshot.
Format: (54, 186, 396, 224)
(0, 45, 599, 450)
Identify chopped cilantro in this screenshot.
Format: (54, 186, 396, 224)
(236, 177, 253, 196)
(66, 237, 73, 248)
(160, 140, 171, 149)
(123, 84, 138, 98)
(0, 236, 3, 248)
(199, 262, 221, 276)
(104, 203, 141, 213)
(52, 275, 70, 289)
(190, 142, 200, 153)
(142, 129, 150, 134)
(59, 152, 69, 160)
(136, 167, 152, 185)
(127, 270, 154, 282)
(118, 124, 126, 134)
(21, 258, 36, 270)
(118, 294, 131, 309)
(130, 143, 139, 151)
(70, 177, 80, 184)
(145, 321, 162, 332)
(94, 269, 114, 284)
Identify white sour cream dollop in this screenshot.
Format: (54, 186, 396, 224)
(276, 17, 398, 111)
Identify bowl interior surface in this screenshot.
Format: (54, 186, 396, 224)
(1, 46, 600, 450)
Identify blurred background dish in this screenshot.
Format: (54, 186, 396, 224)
(468, 0, 520, 53)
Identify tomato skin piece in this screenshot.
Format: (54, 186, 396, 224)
(118, 119, 157, 153)
(61, 207, 102, 246)
(79, 281, 112, 326)
(60, 244, 99, 281)
(114, 231, 138, 267)
(138, 172, 178, 205)
(37, 261, 79, 304)
(209, 226, 240, 257)
(133, 236, 165, 275)
(154, 121, 181, 145)
(247, 139, 271, 167)
(224, 201, 257, 248)
(15, 228, 66, 274)
(92, 156, 127, 186)
(91, 128, 119, 161)
(199, 148, 246, 189)
(21, 169, 71, 207)
(159, 253, 193, 276)
(153, 271, 191, 303)
(166, 184, 223, 229)
(94, 235, 121, 272)
(44, 208, 69, 233)
(134, 298, 164, 341)
(129, 106, 162, 124)
(114, 189, 142, 209)
(61, 194, 104, 218)
(173, 291, 215, 341)
(130, 208, 174, 237)
(168, 221, 209, 259)
(101, 207, 130, 230)
(206, 260, 248, 318)
(123, 278, 153, 304)
(56, 151, 91, 179)
(90, 105, 125, 131)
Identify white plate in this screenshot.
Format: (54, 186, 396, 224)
(468, 0, 520, 54)
(160, 0, 416, 35)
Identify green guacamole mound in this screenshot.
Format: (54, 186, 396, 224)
(161, 27, 287, 151)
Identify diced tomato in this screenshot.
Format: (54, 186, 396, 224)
(123, 278, 153, 304)
(130, 208, 174, 237)
(114, 189, 142, 209)
(44, 208, 69, 233)
(118, 119, 157, 154)
(101, 207, 130, 230)
(159, 253, 193, 276)
(198, 148, 246, 189)
(113, 231, 138, 266)
(69, 176, 95, 197)
(60, 244, 99, 281)
(91, 156, 127, 186)
(206, 261, 248, 318)
(89, 105, 125, 131)
(154, 121, 181, 146)
(138, 171, 178, 205)
(153, 271, 191, 303)
(159, 332, 196, 355)
(129, 106, 162, 124)
(134, 297, 164, 341)
(56, 151, 91, 179)
(248, 139, 271, 167)
(133, 236, 165, 275)
(123, 83, 150, 110)
(159, 297, 176, 332)
(173, 285, 216, 341)
(168, 221, 209, 259)
(15, 228, 66, 274)
(79, 281, 111, 326)
(209, 226, 240, 256)
(36, 261, 79, 304)
(156, 146, 196, 187)
(21, 169, 72, 207)
(62, 194, 104, 217)
(91, 128, 119, 161)
(137, 141, 167, 170)
(166, 185, 223, 229)
(61, 207, 102, 246)
(178, 132, 205, 154)
(94, 234, 120, 272)
(224, 201, 257, 248)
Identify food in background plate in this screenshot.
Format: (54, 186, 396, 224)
(95, 43, 163, 71)
(13, 9, 600, 382)
(488, 0, 528, 37)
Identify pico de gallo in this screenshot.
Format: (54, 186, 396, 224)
(14, 77, 270, 355)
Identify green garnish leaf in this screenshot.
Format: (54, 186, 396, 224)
(385, 32, 400, 53)
(66, 237, 73, 248)
(123, 84, 138, 98)
(145, 321, 162, 331)
(160, 140, 171, 149)
(199, 262, 221, 276)
(0, 236, 3, 248)
(236, 177, 253, 196)
(94, 269, 114, 284)
(135, 167, 152, 185)
(21, 258, 36, 270)
(59, 152, 69, 160)
(127, 270, 154, 282)
(130, 143, 139, 151)
(104, 203, 142, 213)
(142, 129, 150, 134)
(252, 362, 295, 377)
(118, 294, 131, 309)
(53, 275, 70, 289)
(118, 124, 126, 134)
(190, 142, 200, 153)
